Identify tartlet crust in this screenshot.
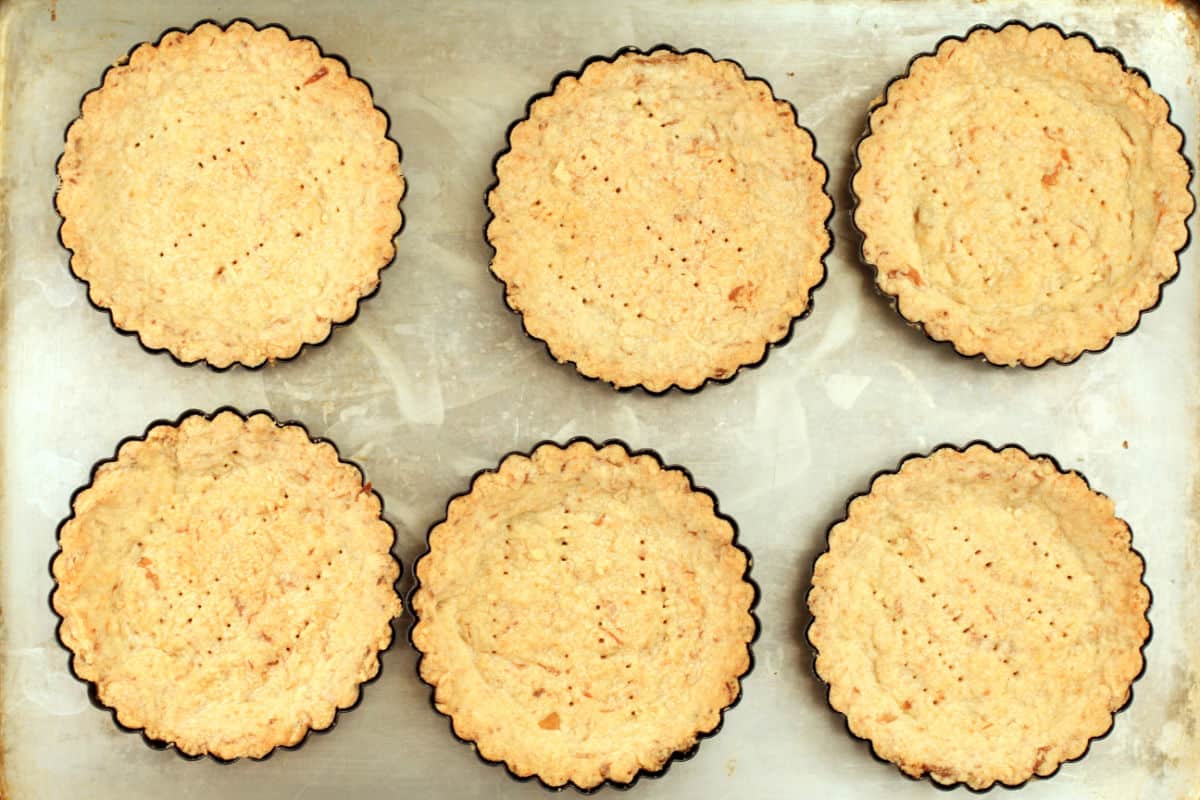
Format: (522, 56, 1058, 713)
(51, 411, 401, 759)
(487, 49, 831, 391)
(853, 23, 1193, 366)
(808, 444, 1150, 789)
(55, 21, 405, 368)
(410, 441, 756, 788)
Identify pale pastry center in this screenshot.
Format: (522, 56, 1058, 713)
(900, 83, 1148, 313)
(455, 504, 705, 727)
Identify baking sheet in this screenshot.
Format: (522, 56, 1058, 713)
(2, 0, 1198, 797)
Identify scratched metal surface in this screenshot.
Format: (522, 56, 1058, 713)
(0, 0, 1196, 797)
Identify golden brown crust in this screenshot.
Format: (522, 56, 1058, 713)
(410, 441, 755, 788)
(55, 21, 405, 367)
(51, 411, 401, 759)
(808, 444, 1150, 789)
(487, 50, 831, 391)
(853, 24, 1193, 366)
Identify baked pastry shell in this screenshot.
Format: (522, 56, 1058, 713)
(483, 44, 835, 395)
(848, 20, 1195, 368)
(803, 440, 1152, 791)
(53, 18, 408, 372)
(48, 406, 403, 763)
(407, 436, 761, 791)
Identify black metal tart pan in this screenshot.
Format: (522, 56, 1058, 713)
(53, 18, 407, 371)
(803, 440, 1152, 791)
(483, 44, 835, 395)
(848, 20, 1195, 368)
(407, 436, 761, 791)
(49, 406, 403, 763)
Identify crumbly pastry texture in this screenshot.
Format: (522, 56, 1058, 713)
(411, 441, 756, 788)
(56, 21, 405, 367)
(51, 411, 401, 759)
(487, 50, 831, 391)
(808, 444, 1149, 789)
(853, 24, 1193, 366)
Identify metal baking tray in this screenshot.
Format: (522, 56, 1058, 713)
(2, 0, 1196, 797)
